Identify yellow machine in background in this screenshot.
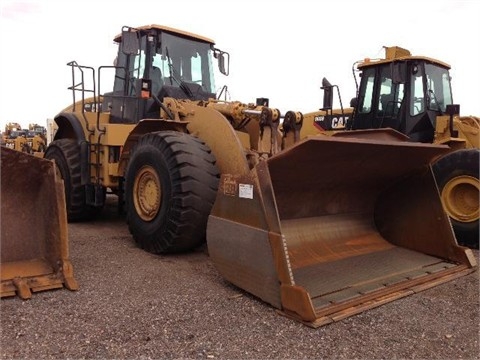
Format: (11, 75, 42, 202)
(1, 122, 47, 155)
(302, 46, 479, 249)
(2, 122, 21, 139)
(11, 25, 472, 326)
(24, 130, 47, 154)
(26, 123, 48, 153)
(2, 123, 28, 152)
(3, 130, 28, 152)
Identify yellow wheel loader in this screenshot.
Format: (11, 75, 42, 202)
(3, 129, 27, 152)
(1, 147, 78, 299)
(26, 125, 48, 154)
(43, 25, 476, 327)
(303, 46, 479, 249)
(27, 124, 48, 152)
(1, 121, 46, 155)
(2, 122, 22, 141)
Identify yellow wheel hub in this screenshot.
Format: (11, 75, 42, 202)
(441, 175, 479, 223)
(133, 166, 161, 221)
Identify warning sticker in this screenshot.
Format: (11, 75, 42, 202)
(239, 184, 253, 199)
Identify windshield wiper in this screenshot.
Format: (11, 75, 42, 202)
(428, 89, 443, 115)
(165, 46, 194, 99)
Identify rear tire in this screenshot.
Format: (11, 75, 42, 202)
(125, 131, 220, 254)
(433, 149, 479, 249)
(44, 139, 98, 222)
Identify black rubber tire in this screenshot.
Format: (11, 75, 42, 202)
(433, 149, 479, 249)
(125, 131, 220, 254)
(44, 139, 98, 222)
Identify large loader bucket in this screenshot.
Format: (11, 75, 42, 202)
(207, 130, 477, 327)
(1, 147, 78, 299)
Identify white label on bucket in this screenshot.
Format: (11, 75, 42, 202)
(239, 184, 253, 199)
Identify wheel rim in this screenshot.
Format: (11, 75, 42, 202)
(133, 165, 162, 221)
(441, 175, 479, 223)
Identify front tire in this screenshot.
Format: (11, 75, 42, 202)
(125, 131, 220, 254)
(433, 149, 479, 249)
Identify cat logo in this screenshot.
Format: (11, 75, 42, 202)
(314, 114, 350, 130)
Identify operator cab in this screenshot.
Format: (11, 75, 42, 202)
(349, 49, 454, 143)
(104, 25, 230, 124)
(8, 130, 26, 139)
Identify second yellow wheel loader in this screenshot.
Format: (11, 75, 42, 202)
(303, 46, 479, 249)
(44, 25, 476, 327)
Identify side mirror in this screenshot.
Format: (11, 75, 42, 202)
(121, 29, 140, 55)
(215, 49, 230, 76)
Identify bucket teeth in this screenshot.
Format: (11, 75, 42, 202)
(12, 278, 32, 300)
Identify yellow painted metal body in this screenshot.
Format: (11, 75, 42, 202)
(1, 147, 78, 299)
(357, 45, 451, 70)
(24, 134, 46, 153)
(55, 102, 137, 188)
(434, 115, 480, 150)
(58, 97, 280, 190)
(300, 108, 354, 137)
(3, 136, 28, 152)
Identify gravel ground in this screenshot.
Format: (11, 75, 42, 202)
(1, 198, 479, 360)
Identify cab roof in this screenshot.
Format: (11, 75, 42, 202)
(114, 24, 216, 45)
(357, 46, 451, 70)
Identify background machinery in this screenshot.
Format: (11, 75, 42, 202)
(303, 46, 479, 249)
(1, 122, 47, 154)
(2, 122, 22, 140)
(2, 122, 28, 152)
(26, 123, 48, 153)
(38, 25, 476, 326)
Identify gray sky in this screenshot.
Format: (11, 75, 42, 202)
(0, 0, 479, 130)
